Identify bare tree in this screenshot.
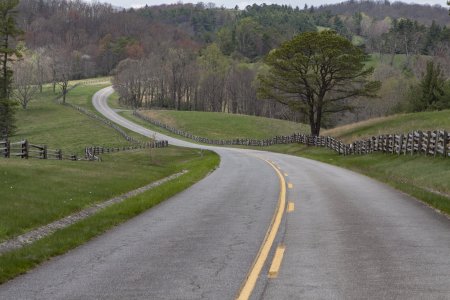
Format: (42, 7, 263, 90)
(51, 48, 74, 103)
(12, 58, 39, 109)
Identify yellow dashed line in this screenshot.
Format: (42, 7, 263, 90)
(288, 183, 293, 189)
(287, 202, 295, 213)
(284, 173, 288, 177)
(268, 244, 286, 278)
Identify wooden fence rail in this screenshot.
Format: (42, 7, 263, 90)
(0, 139, 169, 162)
(133, 110, 450, 158)
(1, 139, 68, 160)
(84, 141, 169, 161)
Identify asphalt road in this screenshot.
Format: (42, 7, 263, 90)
(0, 87, 449, 299)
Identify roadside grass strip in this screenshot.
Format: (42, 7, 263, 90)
(0, 171, 187, 255)
(0, 150, 219, 284)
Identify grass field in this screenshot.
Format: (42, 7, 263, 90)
(12, 85, 137, 153)
(107, 91, 122, 109)
(135, 109, 310, 140)
(323, 110, 450, 143)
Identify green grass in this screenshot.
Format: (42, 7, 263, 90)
(63, 83, 109, 110)
(0, 149, 219, 284)
(133, 109, 310, 140)
(107, 91, 122, 110)
(323, 110, 450, 143)
(64, 84, 144, 142)
(317, 26, 330, 32)
(13, 85, 135, 153)
(367, 53, 432, 71)
(0, 147, 215, 243)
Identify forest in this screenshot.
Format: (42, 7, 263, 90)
(6, 0, 450, 128)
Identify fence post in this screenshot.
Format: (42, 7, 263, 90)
(433, 131, 438, 157)
(43, 145, 48, 159)
(418, 131, 424, 154)
(425, 131, 431, 156)
(443, 131, 448, 157)
(58, 149, 63, 160)
(22, 140, 29, 159)
(4, 140, 10, 158)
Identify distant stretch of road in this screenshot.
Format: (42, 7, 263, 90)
(1, 86, 449, 299)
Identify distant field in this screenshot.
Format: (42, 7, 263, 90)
(137, 109, 310, 140)
(323, 110, 450, 143)
(366, 53, 431, 70)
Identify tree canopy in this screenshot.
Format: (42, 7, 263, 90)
(258, 30, 381, 136)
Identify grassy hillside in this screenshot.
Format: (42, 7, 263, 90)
(13, 84, 138, 153)
(136, 109, 310, 140)
(323, 110, 450, 143)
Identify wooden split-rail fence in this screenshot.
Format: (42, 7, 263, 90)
(0, 139, 169, 162)
(84, 141, 169, 161)
(0, 139, 76, 160)
(133, 110, 450, 158)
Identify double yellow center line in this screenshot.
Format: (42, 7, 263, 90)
(235, 159, 287, 300)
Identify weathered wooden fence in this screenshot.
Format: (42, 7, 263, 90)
(133, 110, 450, 158)
(84, 141, 169, 161)
(345, 130, 449, 157)
(0, 139, 169, 162)
(0, 139, 76, 160)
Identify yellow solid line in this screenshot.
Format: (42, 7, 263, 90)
(287, 202, 295, 213)
(288, 183, 293, 189)
(268, 244, 286, 278)
(235, 159, 286, 300)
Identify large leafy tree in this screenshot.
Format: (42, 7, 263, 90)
(258, 30, 380, 136)
(0, 0, 21, 137)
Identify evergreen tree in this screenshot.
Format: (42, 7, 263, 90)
(0, 0, 21, 137)
(423, 21, 442, 55)
(411, 61, 448, 111)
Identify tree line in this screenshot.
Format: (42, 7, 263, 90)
(3, 0, 450, 137)
(112, 44, 299, 120)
